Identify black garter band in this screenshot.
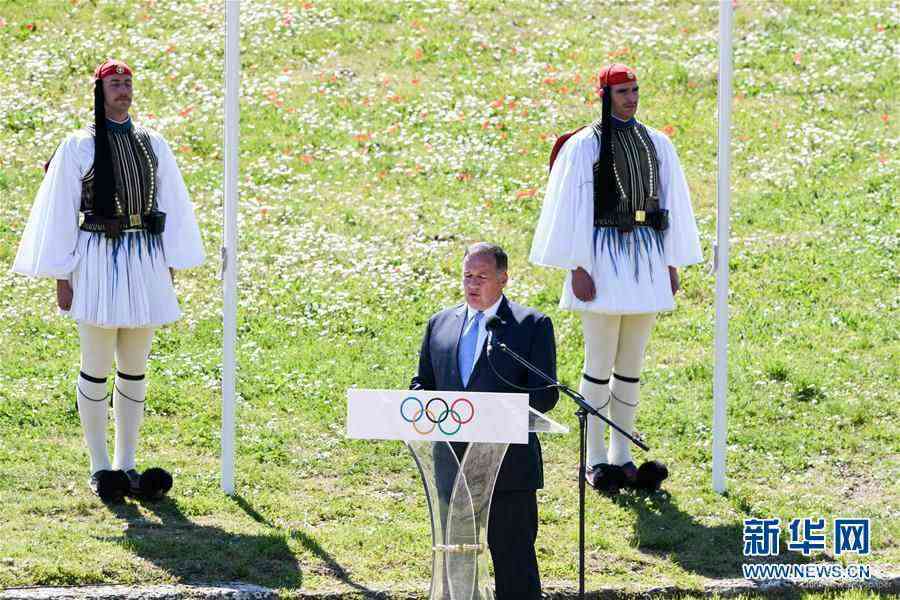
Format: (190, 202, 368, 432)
(583, 373, 610, 385)
(613, 372, 640, 383)
(117, 371, 145, 381)
(79, 371, 107, 384)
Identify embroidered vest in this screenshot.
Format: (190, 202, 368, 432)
(592, 120, 666, 231)
(80, 124, 158, 222)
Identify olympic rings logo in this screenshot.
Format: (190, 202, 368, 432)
(400, 396, 475, 436)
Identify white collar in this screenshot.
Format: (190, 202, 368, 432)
(465, 295, 503, 323)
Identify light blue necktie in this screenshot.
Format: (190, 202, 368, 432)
(458, 311, 484, 387)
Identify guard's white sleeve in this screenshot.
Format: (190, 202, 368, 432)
(652, 130, 703, 267)
(529, 130, 596, 272)
(12, 135, 85, 279)
(152, 135, 205, 270)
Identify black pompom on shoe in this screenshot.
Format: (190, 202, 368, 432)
(139, 467, 173, 500)
(635, 460, 669, 492)
(89, 469, 130, 502)
(585, 463, 625, 496)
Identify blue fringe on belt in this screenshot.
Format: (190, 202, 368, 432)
(593, 226, 665, 282)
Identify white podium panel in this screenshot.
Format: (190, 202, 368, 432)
(347, 389, 529, 444)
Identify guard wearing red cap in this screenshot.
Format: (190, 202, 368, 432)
(531, 64, 702, 494)
(94, 58, 132, 80)
(13, 59, 205, 501)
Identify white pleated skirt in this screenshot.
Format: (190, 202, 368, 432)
(67, 230, 181, 329)
(560, 227, 676, 315)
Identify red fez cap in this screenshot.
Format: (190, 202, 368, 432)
(94, 59, 133, 80)
(599, 63, 637, 88)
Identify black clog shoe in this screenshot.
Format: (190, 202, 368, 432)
(585, 463, 625, 496)
(89, 469, 130, 502)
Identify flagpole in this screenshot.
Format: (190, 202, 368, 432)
(712, 0, 733, 494)
(221, 0, 240, 495)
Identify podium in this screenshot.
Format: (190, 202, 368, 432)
(347, 390, 568, 600)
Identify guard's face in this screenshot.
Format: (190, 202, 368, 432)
(102, 74, 133, 114)
(462, 253, 507, 311)
(609, 81, 639, 120)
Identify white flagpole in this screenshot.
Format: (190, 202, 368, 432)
(712, 0, 733, 494)
(221, 0, 240, 495)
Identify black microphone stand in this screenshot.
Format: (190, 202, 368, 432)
(486, 328, 648, 600)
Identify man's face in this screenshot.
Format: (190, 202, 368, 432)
(102, 74, 133, 115)
(609, 81, 639, 120)
(462, 253, 507, 311)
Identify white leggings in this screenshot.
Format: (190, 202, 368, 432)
(76, 323, 155, 473)
(78, 323, 155, 379)
(579, 313, 655, 467)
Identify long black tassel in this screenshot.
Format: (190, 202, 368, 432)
(597, 86, 617, 212)
(93, 81, 117, 219)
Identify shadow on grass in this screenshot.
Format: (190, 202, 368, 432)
(231, 495, 378, 595)
(103, 495, 302, 589)
(614, 490, 811, 578)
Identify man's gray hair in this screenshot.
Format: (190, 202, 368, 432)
(464, 242, 508, 272)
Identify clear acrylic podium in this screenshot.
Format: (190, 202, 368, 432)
(407, 407, 568, 600)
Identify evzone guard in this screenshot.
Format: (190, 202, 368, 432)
(531, 63, 702, 494)
(13, 59, 205, 501)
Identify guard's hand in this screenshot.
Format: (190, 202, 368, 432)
(56, 279, 73, 311)
(571, 267, 596, 302)
(669, 266, 680, 296)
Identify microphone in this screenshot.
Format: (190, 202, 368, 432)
(485, 316, 503, 355)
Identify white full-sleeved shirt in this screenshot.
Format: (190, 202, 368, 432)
(529, 123, 702, 314)
(11, 123, 205, 328)
(12, 125, 205, 279)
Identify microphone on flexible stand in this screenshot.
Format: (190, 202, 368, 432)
(485, 315, 505, 356)
(485, 315, 554, 393)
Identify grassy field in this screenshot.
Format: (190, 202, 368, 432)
(0, 0, 897, 596)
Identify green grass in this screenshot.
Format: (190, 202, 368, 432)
(0, 0, 897, 596)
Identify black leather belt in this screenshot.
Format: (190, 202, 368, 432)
(80, 211, 165, 237)
(594, 209, 669, 232)
(80, 214, 146, 232)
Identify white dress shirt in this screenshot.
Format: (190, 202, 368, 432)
(462, 294, 504, 368)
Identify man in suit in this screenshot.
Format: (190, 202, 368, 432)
(411, 242, 558, 600)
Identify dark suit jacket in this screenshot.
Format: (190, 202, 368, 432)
(410, 296, 559, 491)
